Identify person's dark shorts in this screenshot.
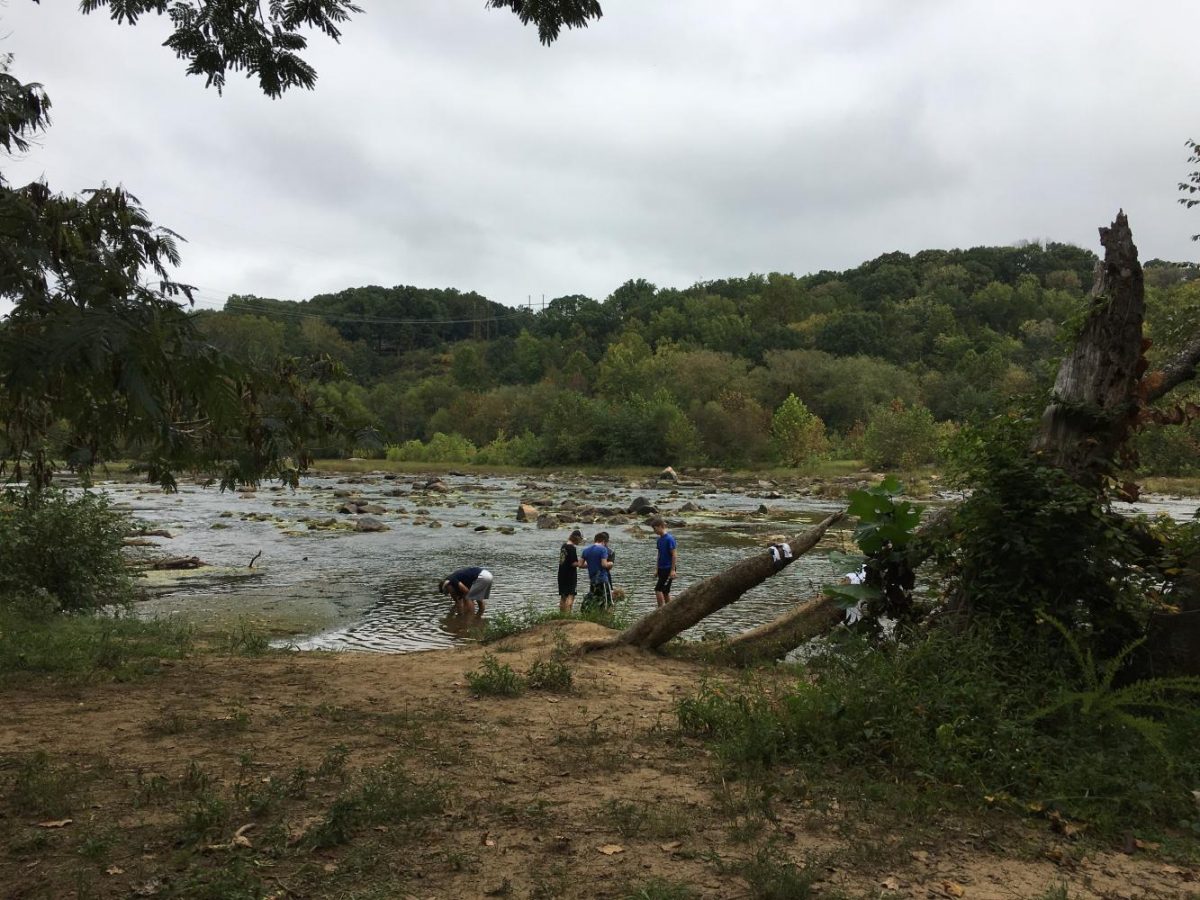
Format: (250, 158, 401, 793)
(655, 568, 674, 595)
(558, 573, 578, 597)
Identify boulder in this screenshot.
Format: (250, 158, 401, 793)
(516, 503, 539, 523)
(355, 517, 390, 532)
(362, 504, 387, 515)
(627, 496, 658, 515)
(535, 514, 558, 530)
(660, 466, 678, 481)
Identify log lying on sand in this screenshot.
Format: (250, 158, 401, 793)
(719, 592, 844, 664)
(584, 511, 844, 653)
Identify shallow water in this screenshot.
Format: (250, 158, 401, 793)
(102, 472, 1198, 654)
(106, 472, 852, 651)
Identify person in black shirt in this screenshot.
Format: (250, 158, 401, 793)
(557, 529, 585, 614)
(438, 565, 493, 615)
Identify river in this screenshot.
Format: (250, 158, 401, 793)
(104, 470, 1198, 653)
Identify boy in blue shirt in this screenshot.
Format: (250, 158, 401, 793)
(580, 531, 614, 610)
(650, 516, 677, 607)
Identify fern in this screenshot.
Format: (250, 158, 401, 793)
(1031, 613, 1200, 762)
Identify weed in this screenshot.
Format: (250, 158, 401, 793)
(466, 653, 526, 696)
(179, 791, 229, 843)
(133, 771, 170, 807)
(77, 827, 114, 862)
(1037, 885, 1070, 900)
(317, 743, 350, 780)
(222, 619, 270, 656)
(526, 657, 573, 692)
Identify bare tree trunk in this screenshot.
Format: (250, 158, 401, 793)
(719, 592, 844, 663)
(582, 512, 844, 652)
(1031, 210, 1145, 484)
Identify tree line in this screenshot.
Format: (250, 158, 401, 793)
(192, 246, 1200, 472)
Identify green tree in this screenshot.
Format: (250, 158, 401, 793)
(769, 394, 828, 466)
(862, 401, 939, 470)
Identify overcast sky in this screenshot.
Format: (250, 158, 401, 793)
(4, 1, 1199, 312)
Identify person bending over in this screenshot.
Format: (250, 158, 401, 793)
(438, 565, 493, 615)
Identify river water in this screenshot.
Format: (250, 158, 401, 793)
(104, 471, 1198, 654)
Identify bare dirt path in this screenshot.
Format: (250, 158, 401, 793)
(2, 622, 1196, 899)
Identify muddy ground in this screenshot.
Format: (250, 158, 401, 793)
(2, 622, 1197, 899)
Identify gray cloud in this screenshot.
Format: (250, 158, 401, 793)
(3, 0, 1198, 315)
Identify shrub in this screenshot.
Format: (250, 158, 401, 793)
(385, 432, 477, 463)
(862, 400, 938, 469)
(476, 429, 544, 466)
(0, 490, 138, 614)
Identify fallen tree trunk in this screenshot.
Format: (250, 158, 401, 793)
(584, 511, 844, 652)
(719, 592, 843, 664)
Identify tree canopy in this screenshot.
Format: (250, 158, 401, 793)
(52, 0, 603, 96)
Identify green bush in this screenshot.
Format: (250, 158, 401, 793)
(0, 490, 138, 614)
(862, 400, 939, 469)
(476, 429, 544, 466)
(937, 416, 1156, 651)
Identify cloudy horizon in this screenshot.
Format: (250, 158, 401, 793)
(3, 1, 1198, 313)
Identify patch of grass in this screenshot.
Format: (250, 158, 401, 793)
(0, 610, 193, 681)
(466, 653, 526, 696)
(4, 751, 90, 817)
(220, 618, 271, 656)
(178, 791, 230, 843)
(164, 856, 264, 900)
(305, 755, 446, 849)
(1037, 885, 1070, 900)
(604, 799, 695, 840)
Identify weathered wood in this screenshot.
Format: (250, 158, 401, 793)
(1032, 211, 1145, 483)
(602, 511, 844, 651)
(721, 592, 844, 664)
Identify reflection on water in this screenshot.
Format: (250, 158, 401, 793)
(99, 472, 1197, 654)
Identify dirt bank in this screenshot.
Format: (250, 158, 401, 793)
(2, 622, 1196, 899)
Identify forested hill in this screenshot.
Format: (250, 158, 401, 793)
(194, 243, 1200, 472)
